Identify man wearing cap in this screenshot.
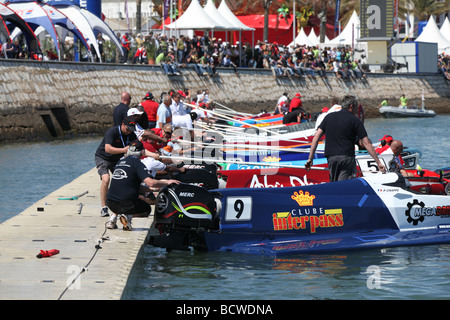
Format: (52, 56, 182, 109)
(306, 95, 386, 182)
(289, 93, 303, 112)
(375, 135, 393, 154)
(127, 106, 148, 133)
(95, 116, 139, 217)
(141, 92, 159, 128)
(106, 140, 180, 230)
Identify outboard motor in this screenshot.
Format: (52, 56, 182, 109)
(150, 183, 220, 251)
(177, 163, 219, 190)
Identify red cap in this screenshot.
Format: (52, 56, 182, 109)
(177, 90, 186, 98)
(295, 93, 302, 97)
(379, 135, 393, 142)
(321, 107, 329, 113)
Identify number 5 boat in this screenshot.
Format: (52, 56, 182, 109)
(150, 173, 450, 256)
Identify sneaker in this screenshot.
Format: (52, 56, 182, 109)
(120, 214, 133, 231)
(100, 206, 109, 217)
(106, 220, 117, 229)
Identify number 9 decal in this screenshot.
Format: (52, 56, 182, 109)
(225, 197, 252, 221)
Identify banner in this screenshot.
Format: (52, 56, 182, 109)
(164, 0, 170, 19)
(334, 0, 341, 33)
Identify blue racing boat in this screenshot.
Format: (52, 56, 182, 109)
(150, 173, 450, 256)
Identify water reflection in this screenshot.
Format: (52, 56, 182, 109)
(131, 243, 450, 300)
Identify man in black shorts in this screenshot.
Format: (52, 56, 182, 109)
(106, 140, 180, 230)
(95, 116, 138, 217)
(305, 95, 386, 181)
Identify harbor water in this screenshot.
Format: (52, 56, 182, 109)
(1, 115, 449, 300)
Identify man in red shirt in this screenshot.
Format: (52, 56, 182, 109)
(142, 124, 173, 154)
(375, 135, 393, 154)
(141, 92, 159, 128)
(289, 92, 303, 112)
(121, 33, 131, 63)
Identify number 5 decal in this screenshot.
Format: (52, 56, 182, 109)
(225, 197, 252, 221)
(357, 158, 388, 175)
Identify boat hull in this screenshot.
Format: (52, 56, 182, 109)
(379, 106, 436, 118)
(151, 173, 450, 256)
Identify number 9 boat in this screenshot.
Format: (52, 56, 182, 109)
(149, 173, 450, 256)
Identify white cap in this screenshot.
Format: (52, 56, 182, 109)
(127, 108, 143, 116)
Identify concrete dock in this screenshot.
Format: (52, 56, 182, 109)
(0, 167, 152, 300)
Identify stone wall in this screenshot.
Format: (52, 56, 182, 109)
(0, 59, 448, 142)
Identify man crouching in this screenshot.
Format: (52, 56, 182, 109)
(106, 140, 180, 230)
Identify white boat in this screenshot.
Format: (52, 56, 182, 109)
(379, 105, 436, 118)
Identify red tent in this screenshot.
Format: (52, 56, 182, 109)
(231, 14, 294, 45)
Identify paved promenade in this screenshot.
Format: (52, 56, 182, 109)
(0, 167, 152, 300)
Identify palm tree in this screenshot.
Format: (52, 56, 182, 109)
(262, 0, 273, 42)
(399, 0, 450, 21)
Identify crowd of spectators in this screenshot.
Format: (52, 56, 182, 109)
(117, 31, 370, 79)
(1, 29, 449, 82)
(438, 53, 450, 81)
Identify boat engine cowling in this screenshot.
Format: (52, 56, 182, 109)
(155, 183, 219, 230)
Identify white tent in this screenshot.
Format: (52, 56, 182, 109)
(439, 17, 450, 42)
(288, 28, 314, 47)
(308, 29, 320, 46)
(415, 15, 450, 54)
(166, 0, 227, 30)
(203, 0, 238, 31)
(217, 0, 254, 31)
(329, 10, 359, 46)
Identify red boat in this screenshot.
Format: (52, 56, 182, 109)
(218, 163, 450, 196)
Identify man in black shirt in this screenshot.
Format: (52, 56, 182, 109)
(305, 95, 386, 181)
(95, 116, 137, 217)
(113, 92, 132, 126)
(106, 140, 180, 230)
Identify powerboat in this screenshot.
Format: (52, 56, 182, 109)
(150, 172, 450, 256)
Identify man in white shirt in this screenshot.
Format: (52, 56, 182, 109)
(170, 90, 193, 130)
(156, 94, 172, 128)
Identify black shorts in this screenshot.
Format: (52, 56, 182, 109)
(327, 155, 357, 182)
(106, 198, 151, 216)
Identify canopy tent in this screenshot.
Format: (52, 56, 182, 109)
(39, 2, 90, 53)
(0, 11, 10, 44)
(328, 10, 359, 46)
(308, 28, 319, 46)
(46, 0, 123, 62)
(288, 27, 313, 47)
(7, 0, 61, 59)
(203, 0, 239, 31)
(415, 15, 450, 55)
(0, 2, 40, 54)
(79, 7, 123, 57)
(217, 0, 254, 31)
(439, 17, 450, 43)
(165, 0, 227, 30)
(231, 14, 294, 45)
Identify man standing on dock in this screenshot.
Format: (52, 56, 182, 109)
(95, 116, 138, 217)
(305, 95, 386, 181)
